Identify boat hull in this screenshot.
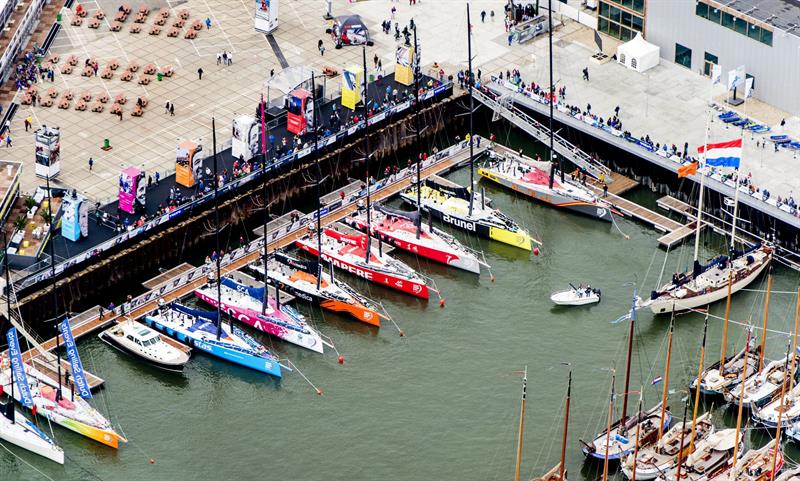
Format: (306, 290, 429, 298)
(142, 315, 282, 377)
(296, 240, 430, 299)
(649, 255, 771, 314)
(99, 330, 188, 372)
(0, 413, 64, 464)
(477, 167, 613, 222)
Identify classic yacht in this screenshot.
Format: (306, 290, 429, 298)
(99, 319, 191, 372)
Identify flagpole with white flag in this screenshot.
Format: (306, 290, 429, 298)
(729, 71, 754, 249)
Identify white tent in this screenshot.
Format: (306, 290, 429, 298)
(616, 32, 659, 73)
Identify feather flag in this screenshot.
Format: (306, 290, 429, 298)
(677, 162, 698, 178)
(711, 64, 722, 85)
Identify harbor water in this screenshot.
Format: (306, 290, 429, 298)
(2, 136, 799, 481)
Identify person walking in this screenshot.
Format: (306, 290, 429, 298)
(582, 67, 589, 81)
(205, 17, 211, 29)
(165, 101, 171, 114)
(5, 135, 11, 148)
(88, 157, 94, 171)
(155, 171, 160, 185)
(480, 10, 486, 22)
(603, 183, 608, 198)
(23, 117, 30, 131)
(318, 39, 325, 56)
(197, 67, 204, 80)
(170, 104, 175, 116)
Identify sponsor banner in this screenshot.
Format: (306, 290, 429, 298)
(58, 319, 92, 399)
(6, 328, 34, 407)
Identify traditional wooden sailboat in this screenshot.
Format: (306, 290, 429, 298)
(691, 276, 760, 397)
(581, 295, 671, 461)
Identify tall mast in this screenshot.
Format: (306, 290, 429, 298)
(602, 372, 616, 481)
(260, 94, 270, 315)
(673, 401, 690, 481)
(730, 328, 752, 472)
(212, 117, 223, 340)
(3, 231, 14, 423)
(758, 271, 773, 372)
(718, 272, 733, 371)
(547, 0, 560, 188)
(769, 341, 792, 481)
(361, 46, 372, 263)
(620, 291, 636, 432)
(311, 73, 323, 291)
(689, 315, 708, 451)
(693, 111, 711, 266)
(787, 289, 800, 394)
(44, 164, 62, 401)
(412, 24, 422, 239)
(630, 390, 643, 481)
(658, 315, 674, 440)
(514, 365, 527, 481)
(466, 3, 475, 217)
(558, 371, 571, 481)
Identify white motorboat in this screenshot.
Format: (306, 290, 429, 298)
(0, 404, 64, 464)
(99, 320, 191, 372)
(551, 284, 601, 306)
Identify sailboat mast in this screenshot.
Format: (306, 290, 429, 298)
(719, 272, 733, 371)
(547, 0, 559, 188)
(693, 111, 711, 265)
(769, 341, 792, 481)
(787, 289, 800, 394)
(3, 231, 14, 423)
(758, 271, 773, 372)
(730, 328, 752, 470)
(558, 370, 571, 481)
(621, 296, 636, 431)
(658, 316, 674, 440)
(311, 73, 323, 291)
(514, 365, 527, 481)
(212, 117, 223, 340)
(44, 164, 62, 401)
(630, 391, 643, 481)
(466, 3, 475, 217)
(260, 95, 270, 315)
(673, 402, 690, 481)
(412, 25, 422, 240)
(361, 46, 372, 263)
(689, 315, 708, 451)
(602, 372, 615, 481)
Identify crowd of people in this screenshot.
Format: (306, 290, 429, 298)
(487, 70, 800, 218)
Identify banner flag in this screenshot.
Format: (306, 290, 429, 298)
(58, 318, 92, 399)
(6, 327, 34, 407)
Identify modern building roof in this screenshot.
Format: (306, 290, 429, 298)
(723, 0, 800, 33)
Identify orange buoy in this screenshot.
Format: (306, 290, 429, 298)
(399, 329, 405, 337)
(490, 274, 496, 282)
(533, 247, 540, 256)
(439, 298, 445, 307)
(149, 459, 156, 465)
(316, 389, 324, 396)
(337, 355, 344, 365)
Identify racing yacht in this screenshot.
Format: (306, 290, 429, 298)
(249, 252, 385, 326)
(194, 276, 325, 354)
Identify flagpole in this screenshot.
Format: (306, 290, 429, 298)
(730, 76, 750, 250)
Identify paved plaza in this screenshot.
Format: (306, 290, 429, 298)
(2, 0, 798, 205)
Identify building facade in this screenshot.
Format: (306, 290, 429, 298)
(597, 0, 646, 40)
(596, 0, 800, 115)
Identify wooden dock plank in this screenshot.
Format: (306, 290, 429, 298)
(658, 221, 701, 248)
(142, 263, 196, 290)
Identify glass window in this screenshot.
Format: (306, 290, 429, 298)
(747, 23, 761, 40)
(632, 15, 643, 31)
(632, 0, 644, 13)
(609, 6, 621, 23)
(708, 7, 721, 24)
(620, 27, 632, 41)
(722, 12, 735, 29)
(606, 21, 620, 38)
(599, 1, 609, 18)
(620, 0, 633, 9)
(621, 11, 632, 27)
(734, 18, 747, 35)
(696, 2, 709, 18)
(761, 29, 773, 46)
(675, 43, 692, 69)
(704, 52, 718, 64)
(598, 17, 609, 33)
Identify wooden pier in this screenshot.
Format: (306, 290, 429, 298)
(11, 141, 484, 387)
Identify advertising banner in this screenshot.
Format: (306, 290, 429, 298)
(395, 45, 414, 86)
(58, 318, 92, 399)
(176, 140, 202, 188)
(341, 66, 363, 110)
(254, 0, 278, 33)
(6, 327, 34, 407)
(118, 167, 138, 214)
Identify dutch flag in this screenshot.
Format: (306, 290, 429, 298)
(697, 139, 742, 169)
(651, 376, 663, 385)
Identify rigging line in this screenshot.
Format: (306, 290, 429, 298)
(0, 440, 56, 481)
(656, 242, 672, 290)
(738, 289, 800, 295)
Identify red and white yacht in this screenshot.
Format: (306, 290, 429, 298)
(342, 205, 488, 274)
(295, 227, 432, 299)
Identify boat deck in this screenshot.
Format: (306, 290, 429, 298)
(333, 221, 396, 254)
(13, 142, 483, 368)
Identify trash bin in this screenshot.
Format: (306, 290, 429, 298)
(103, 138, 110, 149)
(157, 72, 163, 81)
(56, 13, 62, 22)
